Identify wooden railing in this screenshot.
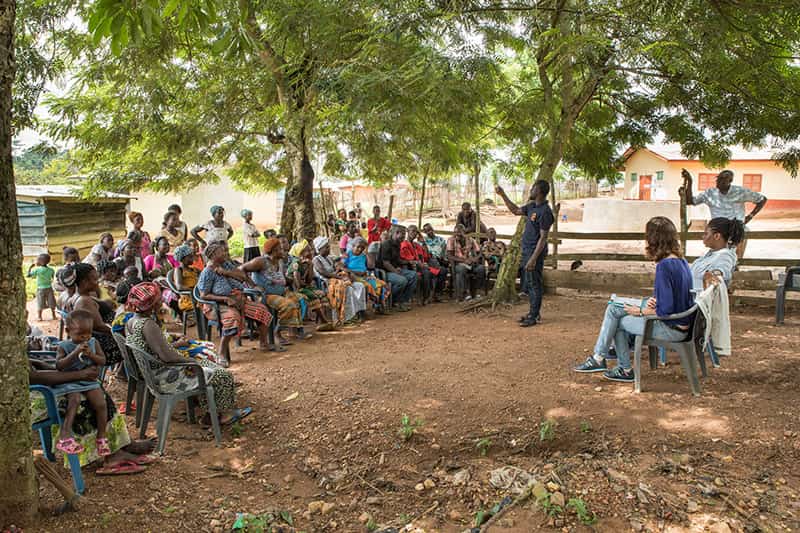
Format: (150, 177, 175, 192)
(433, 228, 800, 268)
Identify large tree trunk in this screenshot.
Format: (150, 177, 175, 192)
(279, 127, 317, 241)
(0, 0, 38, 523)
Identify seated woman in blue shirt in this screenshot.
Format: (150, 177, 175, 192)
(574, 217, 695, 383)
(690, 217, 744, 290)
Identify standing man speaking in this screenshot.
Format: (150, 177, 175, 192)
(682, 169, 767, 259)
(495, 180, 554, 327)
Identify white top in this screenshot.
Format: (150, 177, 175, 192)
(83, 243, 109, 267)
(242, 222, 260, 248)
(690, 247, 737, 290)
(202, 220, 232, 244)
(693, 185, 765, 221)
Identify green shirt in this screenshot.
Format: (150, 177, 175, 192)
(28, 265, 55, 289)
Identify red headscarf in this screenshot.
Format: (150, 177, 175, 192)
(126, 282, 162, 313)
(263, 238, 281, 254)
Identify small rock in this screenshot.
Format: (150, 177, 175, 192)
(709, 522, 732, 533)
(532, 482, 548, 501)
(321, 502, 335, 515)
(714, 477, 725, 487)
(283, 474, 293, 483)
(594, 386, 603, 392)
(358, 512, 371, 523)
(550, 491, 566, 507)
(366, 496, 381, 505)
(721, 455, 734, 463)
(424, 478, 436, 489)
(687, 500, 699, 513)
(308, 501, 324, 514)
(546, 481, 560, 492)
(415, 483, 425, 492)
(448, 509, 462, 521)
(209, 519, 221, 528)
(431, 443, 441, 450)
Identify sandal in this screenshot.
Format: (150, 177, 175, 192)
(56, 437, 84, 455)
(96, 437, 112, 457)
(96, 460, 145, 476)
(130, 454, 158, 465)
(222, 407, 254, 426)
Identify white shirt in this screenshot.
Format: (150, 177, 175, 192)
(693, 185, 765, 221)
(202, 220, 232, 244)
(242, 222, 260, 248)
(690, 248, 737, 290)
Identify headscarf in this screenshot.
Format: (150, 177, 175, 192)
(367, 242, 380, 254)
(58, 264, 77, 288)
(128, 211, 143, 223)
(126, 282, 162, 314)
(210, 205, 224, 216)
(263, 238, 281, 254)
(117, 239, 131, 252)
(173, 243, 193, 262)
(350, 236, 367, 252)
(289, 239, 308, 258)
(313, 236, 329, 253)
(241, 208, 252, 218)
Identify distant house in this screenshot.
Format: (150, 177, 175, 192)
(620, 144, 800, 217)
(16, 185, 133, 259)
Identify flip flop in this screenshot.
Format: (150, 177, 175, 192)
(223, 407, 253, 426)
(56, 437, 84, 455)
(130, 454, 158, 465)
(118, 401, 137, 414)
(96, 460, 145, 476)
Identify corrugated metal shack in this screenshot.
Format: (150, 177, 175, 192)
(16, 185, 133, 259)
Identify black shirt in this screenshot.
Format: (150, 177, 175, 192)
(378, 239, 403, 269)
(520, 201, 554, 254)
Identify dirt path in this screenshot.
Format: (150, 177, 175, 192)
(30, 296, 800, 532)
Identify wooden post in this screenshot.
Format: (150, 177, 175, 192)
(474, 163, 481, 240)
(679, 189, 688, 254)
(418, 167, 428, 229)
(551, 202, 561, 269)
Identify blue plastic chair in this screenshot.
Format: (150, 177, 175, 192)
(30, 383, 101, 495)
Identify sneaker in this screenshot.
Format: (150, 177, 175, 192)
(573, 356, 607, 373)
(603, 366, 634, 383)
(519, 317, 538, 327)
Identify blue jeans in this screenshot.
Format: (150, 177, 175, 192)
(387, 268, 417, 304)
(522, 253, 545, 318)
(593, 303, 688, 370)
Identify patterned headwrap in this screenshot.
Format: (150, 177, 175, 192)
(289, 239, 308, 258)
(57, 264, 77, 288)
(204, 241, 227, 260)
(173, 243, 193, 262)
(262, 238, 281, 254)
(126, 282, 162, 313)
(128, 211, 143, 223)
(313, 236, 329, 253)
(241, 208, 252, 218)
(210, 205, 224, 216)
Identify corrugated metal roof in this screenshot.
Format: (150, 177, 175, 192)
(15, 185, 135, 200)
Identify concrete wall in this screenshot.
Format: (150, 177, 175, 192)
(583, 197, 680, 232)
(129, 173, 280, 235)
(622, 150, 800, 218)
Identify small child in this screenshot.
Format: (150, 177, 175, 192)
(97, 259, 120, 302)
(241, 209, 261, 262)
(55, 310, 109, 456)
(28, 253, 57, 320)
(123, 265, 142, 286)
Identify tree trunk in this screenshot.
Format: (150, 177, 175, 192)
(417, 167, 428, 228)
(279, 128, 317, 241)
(473, 162, 481, 239)
(0, 0, 39, 523)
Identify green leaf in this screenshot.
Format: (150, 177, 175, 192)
(162, 0, 180, 18)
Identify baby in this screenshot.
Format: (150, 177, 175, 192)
(55, 310, 109, 456)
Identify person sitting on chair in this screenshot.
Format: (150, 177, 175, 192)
(446, 224, 485, 302)
(572, 217, 695, 383)
(481, 227, 507, 275)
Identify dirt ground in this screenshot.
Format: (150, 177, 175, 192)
(24, 291, 800, 533)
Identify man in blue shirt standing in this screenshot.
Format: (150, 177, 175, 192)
(495, 180, 555, 327)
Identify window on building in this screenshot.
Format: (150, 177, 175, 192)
(630, 172, 637, 182)
(698, 173, 716, 191)
(656, 171, 664, 181)
(742, 173, 762, 192)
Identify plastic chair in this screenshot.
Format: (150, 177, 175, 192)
(193, 285, 222, 341)
(126, 343, 222, 455)
(776, 266, 800, 325)
(30, 383, 102, 494)
(243, 287, 277, 346)
(632, 304, 706, 396)
(164, 275, 192, 337)
(112, 332, 148, 428)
